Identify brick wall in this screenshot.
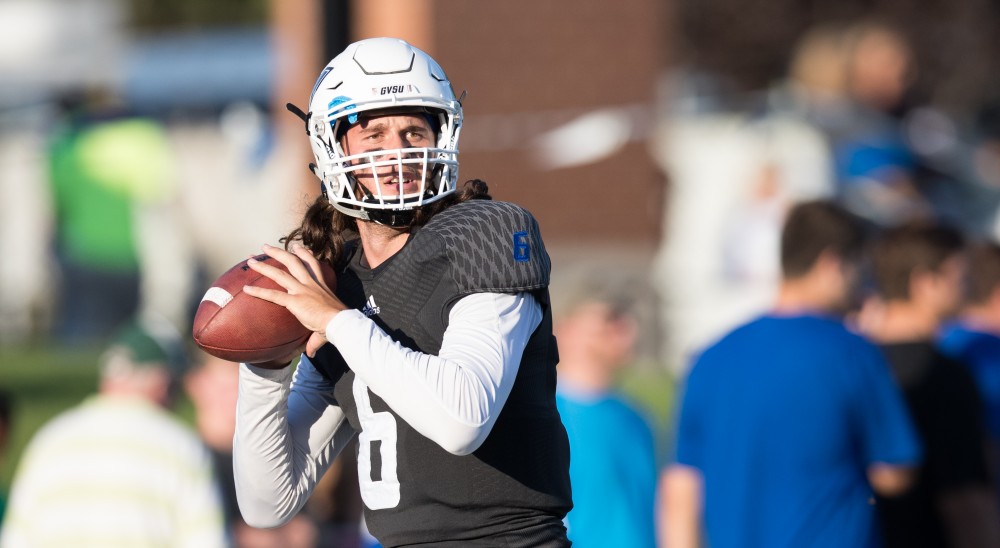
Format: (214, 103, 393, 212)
(428, 0, 668, 246)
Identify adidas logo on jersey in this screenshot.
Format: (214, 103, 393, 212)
(361, 295, 381, 317)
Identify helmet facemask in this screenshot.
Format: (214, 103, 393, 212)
(325, 109, 458, 226)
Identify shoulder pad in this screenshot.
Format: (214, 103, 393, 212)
(420, 200, 550, 294)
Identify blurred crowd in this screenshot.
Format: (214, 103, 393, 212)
(1, 10, 1000, 548)
(650, 18, 1000, 548)
(0, 317, 376, 548)
(654, 20, 1000, 375)
(0, 86, 305, 347)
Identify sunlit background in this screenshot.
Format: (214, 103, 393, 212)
(1, 0, 1000, 544)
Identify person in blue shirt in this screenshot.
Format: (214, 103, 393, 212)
(661, 200, 921, 548)
(554, 280, 657, 548)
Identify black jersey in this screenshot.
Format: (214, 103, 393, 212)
(313, 200, 572, 547)
(876, 342, 990, 548)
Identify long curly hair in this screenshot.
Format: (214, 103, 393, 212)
(282, 179, 491, 266)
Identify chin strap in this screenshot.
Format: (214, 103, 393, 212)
(342, 175, 404, 226)
(367, 208, 416, 227)
(358, 184, 414, 227)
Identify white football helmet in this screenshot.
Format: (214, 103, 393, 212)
(304, 37, 463, 226)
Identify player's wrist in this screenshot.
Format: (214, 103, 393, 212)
(323, 309, 342, 339)
(324, 307, 361, 346)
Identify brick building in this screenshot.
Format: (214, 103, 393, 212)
(274, 0, 669, 248)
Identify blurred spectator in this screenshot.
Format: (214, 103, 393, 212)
(765, 23, 856, 145)
(0, 314, 228, 547)
(768, 20, 929, 227)
(46, 87, 193, 344)
(861, 222, 1000, 548)
(834, 22, 932, 226)
(184, 353, 320, 548)
(661, 200, 920, 548)
(939, 240, 1000, 499)
(553, 279, 657, 548)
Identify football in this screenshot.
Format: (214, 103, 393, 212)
(192, 254, 337, 364)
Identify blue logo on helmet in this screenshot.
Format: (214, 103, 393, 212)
(328, 96, 358, 125)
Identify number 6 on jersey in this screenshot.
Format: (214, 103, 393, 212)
(353, 378, 400, 509)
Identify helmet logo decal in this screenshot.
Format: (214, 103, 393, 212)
(310, 67, 333, 104)
(328, 95, 358, 124)
(374, 85, 414, 95)
(513, 231, 531, 263)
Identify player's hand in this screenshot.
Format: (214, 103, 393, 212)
(244, 243, 345, 357)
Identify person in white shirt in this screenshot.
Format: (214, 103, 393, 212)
(1, 316, 227, 548)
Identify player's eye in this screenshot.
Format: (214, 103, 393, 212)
(406, 129, 428, 142)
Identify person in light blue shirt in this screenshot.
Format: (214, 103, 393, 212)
(554, 281, 657, 548)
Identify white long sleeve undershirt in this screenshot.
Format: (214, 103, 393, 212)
(233, 291, 541, 528)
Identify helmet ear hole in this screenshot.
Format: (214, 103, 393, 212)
(311, 117, 326, 138)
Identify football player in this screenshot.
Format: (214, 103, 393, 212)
(232, 37, 573, 547)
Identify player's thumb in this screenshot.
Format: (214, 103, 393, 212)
(305, 331, 329, 358)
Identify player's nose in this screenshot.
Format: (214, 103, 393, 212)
(384, 131, 408, 150)
(374, 140, 404, 160)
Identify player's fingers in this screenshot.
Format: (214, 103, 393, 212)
(246, 256, 300, 291)
(289, 243, 332, 291)
(261, 244, 316, 285)
(242, 284, 290, 306)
